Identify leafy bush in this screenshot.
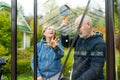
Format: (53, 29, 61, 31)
(17, 48, 33, 74)
(2, 55, 11, 76)
(62, 60, 72, 78)
(118, 64, 120, 79)
(17, 48, 33, 60)
(62, 48, 74, 79)
(0, 9, 11, 55)
(0, 44, 8, 56)
(17, 59, 32, 74)
(2, 48, 33, 75)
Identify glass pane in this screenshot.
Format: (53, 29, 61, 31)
(2, 0, 120, 80)
(115, 0, 120, 80)
(16, 0, 34, 80)
(36, 0, 106, 80)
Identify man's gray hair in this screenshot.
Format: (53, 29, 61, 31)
(75, 15, 92, 26)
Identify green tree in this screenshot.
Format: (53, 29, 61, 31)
(114, 0, 120, 34)
(0, 9, 11, 55)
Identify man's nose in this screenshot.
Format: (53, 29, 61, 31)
(51, 29, 55, 32)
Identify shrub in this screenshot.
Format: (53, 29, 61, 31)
(62, 48, 74, 79)
(17, 59, 32, 74)
(2, 55, 11, 76)
(0, 44, 8, 56)
(17, 49, 33, 60)
(62, 60, 72, 78)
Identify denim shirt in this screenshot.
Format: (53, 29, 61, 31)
(31, 38, 64, 78)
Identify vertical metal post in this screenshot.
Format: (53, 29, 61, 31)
(34, 0, 37, 80)
(11, 0, 17, 80)
(105, 0, 116, 80)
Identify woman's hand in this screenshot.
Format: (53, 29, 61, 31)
(45, 37, 59, 48)
(37, 76, 43, 80)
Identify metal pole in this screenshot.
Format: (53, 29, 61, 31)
(105, 0, 116, 80)
(34, 0, 37, 80)
(11, 0, 17, 80)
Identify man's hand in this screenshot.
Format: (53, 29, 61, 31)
(37, 76, 43, 80)
(60, 20, 69, 27)
(44, 37, 59, 48)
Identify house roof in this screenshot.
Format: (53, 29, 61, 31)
(0, 2, 33, 34)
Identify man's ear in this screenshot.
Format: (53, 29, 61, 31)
(87, 22, 91, 28)
(87, 22, 91, 26)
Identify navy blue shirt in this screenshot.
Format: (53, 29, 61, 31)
(61, 31, 106, 80)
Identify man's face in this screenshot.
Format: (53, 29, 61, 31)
(75, 22, 90, 38)
(43, 27, 55, 38)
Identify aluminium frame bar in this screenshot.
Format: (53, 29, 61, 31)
(34, 0, 37, 80)
(105, 0, 116, 80)
(11, 0, 17, 80)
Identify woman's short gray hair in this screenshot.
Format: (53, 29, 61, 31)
(42, 25, 56, 36)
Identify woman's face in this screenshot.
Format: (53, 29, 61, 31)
(43, 26, 55, 38)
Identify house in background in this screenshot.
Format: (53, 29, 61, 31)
(0, 1, 33, 49)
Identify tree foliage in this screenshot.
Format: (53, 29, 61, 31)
(114, 0, 120, 35)
(0, 9, 11, 55)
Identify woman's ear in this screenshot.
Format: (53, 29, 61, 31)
(43, 31, 46, 36)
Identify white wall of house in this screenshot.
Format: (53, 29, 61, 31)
(23, 32, 31, 49)
(18, 32, 31, 50)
